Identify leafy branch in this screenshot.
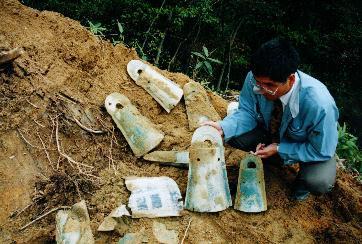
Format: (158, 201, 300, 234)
(87, 21, 107, 37)
(337, 123, 362, 175)
(191, 46, 222, 77)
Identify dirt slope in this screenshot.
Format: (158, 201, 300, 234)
(0, 0, 361, 243)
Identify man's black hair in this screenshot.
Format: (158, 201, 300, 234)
(250, 38, 300, 83)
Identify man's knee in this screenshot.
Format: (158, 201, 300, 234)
(304, 175, 335, 195)
(300, 157, 337, 195)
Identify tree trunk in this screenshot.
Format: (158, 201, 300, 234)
(186, 23, 201, 74)
(154, 11, 173, 66)
(167, 38, 186, 70)
(141, 0, 167, 50)
(167, 16, 201, 71)
(217, 62, 226, 90)
(154, 32, 166, 66)
(225, 19, 243, 90)
(216, 0, 226, 90)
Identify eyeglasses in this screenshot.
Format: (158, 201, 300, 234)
(249, 76, 279, 95)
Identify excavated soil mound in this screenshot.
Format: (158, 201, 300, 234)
(0, 1, 361, 243)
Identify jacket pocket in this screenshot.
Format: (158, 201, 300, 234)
(286, 120, 307, 142)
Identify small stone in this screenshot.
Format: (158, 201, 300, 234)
(110, 205, 130, 218)
(97, 205, 131, 232)
(118, 228, 147, 244)
(152, 221, 178, 244)
(97, 216, 118, 232)
(56, 200, 94, 244)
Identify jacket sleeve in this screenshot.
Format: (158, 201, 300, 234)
(219, 71, 258, 141)
(278, 100, 339, 164)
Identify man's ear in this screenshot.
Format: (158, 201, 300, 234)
(288, 73, 295, 86)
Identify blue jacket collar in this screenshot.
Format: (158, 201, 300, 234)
(279, 70, 302, 137)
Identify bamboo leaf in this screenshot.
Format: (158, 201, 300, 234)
(195, 62, 203, 70)
(117, 21, 124, 34)
(203, 46, 209, 57)
(204, 61, 212, 75)
(191, 51, 205, 59)
(207, 57, 223, 64)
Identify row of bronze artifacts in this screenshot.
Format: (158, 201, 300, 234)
(104, 60, 267, 214)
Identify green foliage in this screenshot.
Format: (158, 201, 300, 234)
(199, 79, 230, 99)
(112, 21, 125, 45)
(192, 46, 222, 76)
(87, 21, 106, 37)
(337, 123, 362, 174)
(133, 41, 148, 61)
(23, 0, 362, 147)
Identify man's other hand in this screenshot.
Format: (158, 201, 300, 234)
(200, 121, 224, 136)
(254, 143, 278, 158)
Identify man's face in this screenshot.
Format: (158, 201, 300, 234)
(253, 74, 295, 101)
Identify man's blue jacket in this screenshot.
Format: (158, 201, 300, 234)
(219, 70, 339, 165)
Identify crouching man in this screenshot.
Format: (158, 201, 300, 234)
(204, 38, 339, 201)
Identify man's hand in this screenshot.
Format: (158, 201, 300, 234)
(255, 143, 265, 152)
(254, 143, 278, 159)
(200, 121, 224, 136)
